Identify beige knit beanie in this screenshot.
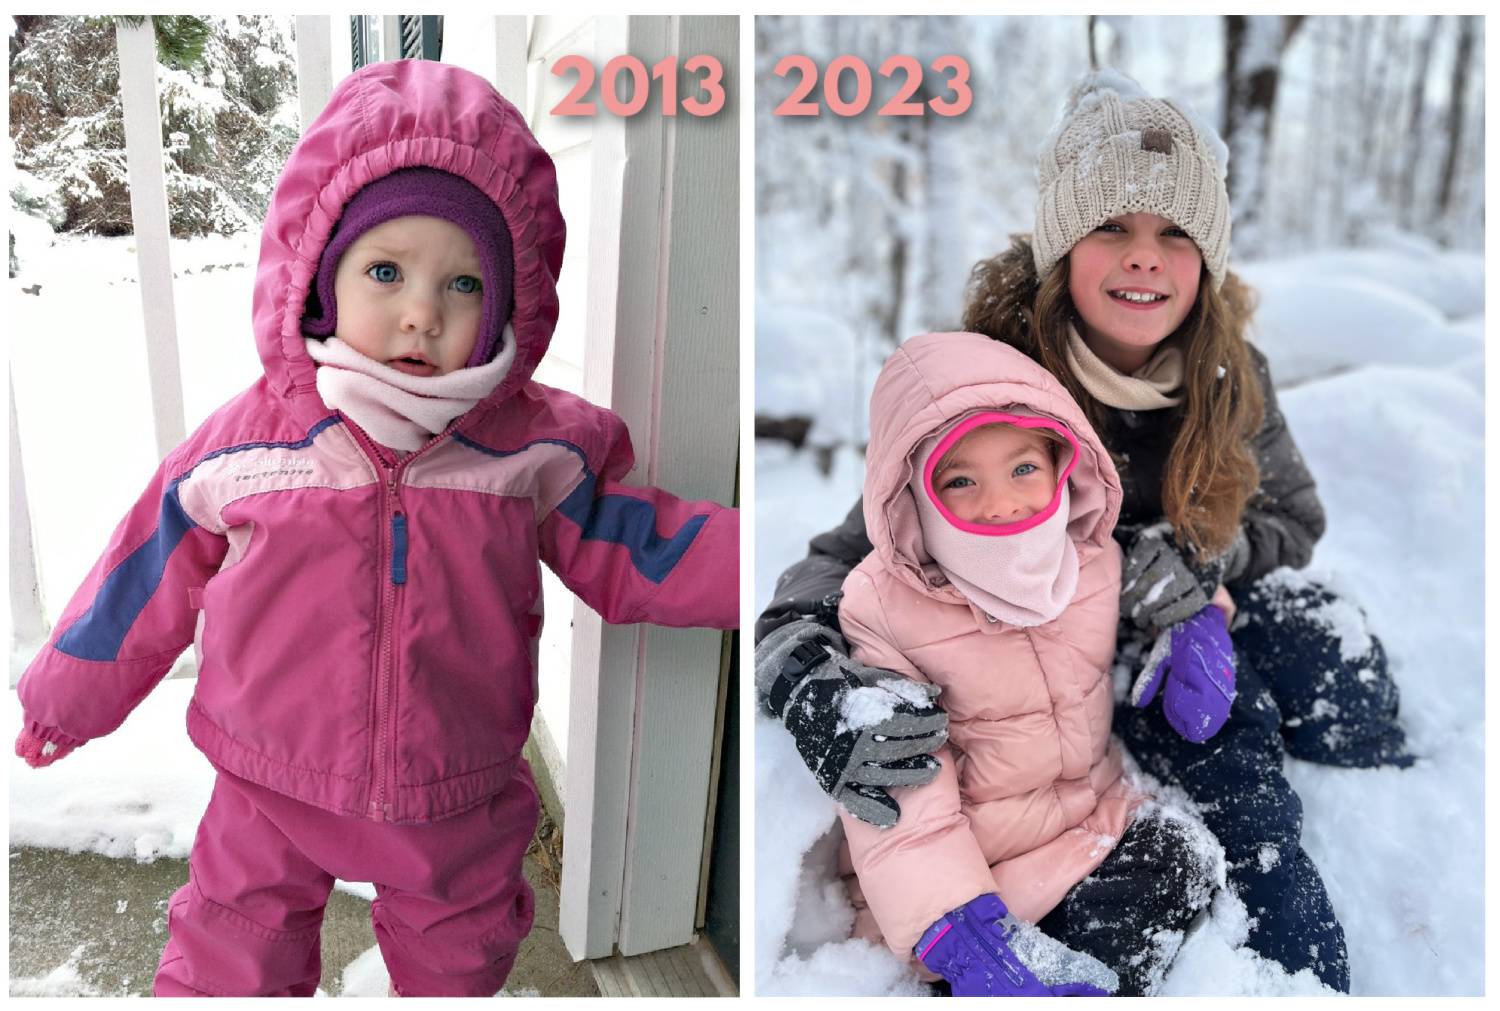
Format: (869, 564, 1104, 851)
(1034, 70, 1231, 288)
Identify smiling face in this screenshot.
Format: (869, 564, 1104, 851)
(932, 423, 1059, 525)
(1067, 211, 1203, 373)
(331, 215, 485, 376)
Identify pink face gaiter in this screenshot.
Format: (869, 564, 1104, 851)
(910, 411, 1081, 628)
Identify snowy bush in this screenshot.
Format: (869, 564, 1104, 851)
(9, 15, 297, 238)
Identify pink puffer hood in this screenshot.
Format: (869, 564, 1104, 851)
(863, 332, 1122, 605)
(253, 59, 566, 431)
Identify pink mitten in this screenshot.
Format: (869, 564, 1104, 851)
(15, 727, 79, 768)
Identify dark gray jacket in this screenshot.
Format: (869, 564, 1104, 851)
(756, 344, 1323, 643)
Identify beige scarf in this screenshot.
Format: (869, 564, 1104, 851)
(1065, 322, 1184, 410)
(304, 329, 516, 451)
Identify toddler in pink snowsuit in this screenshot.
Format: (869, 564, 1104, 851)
(15, 59, 738, 997)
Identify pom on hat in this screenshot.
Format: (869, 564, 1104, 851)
(1033, 71, 1231, 288)
(301, 168, 516, 368)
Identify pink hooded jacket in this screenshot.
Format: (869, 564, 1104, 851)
(838, 331, 1142, 957)
(18, 60, 738, 824)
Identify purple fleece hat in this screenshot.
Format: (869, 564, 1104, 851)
(301, 167, 515, 368)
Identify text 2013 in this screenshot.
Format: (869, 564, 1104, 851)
(772, 54, 971, 117)
(551, 55, 726, 117)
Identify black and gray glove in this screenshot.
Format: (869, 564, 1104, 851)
(1119, 523, 1246, 632)
(756, 619, 949, 828)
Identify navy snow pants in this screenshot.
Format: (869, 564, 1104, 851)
(1114, 574, 1408, 992)
(1236, 576, 1412, 769)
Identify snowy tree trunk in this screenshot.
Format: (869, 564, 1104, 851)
(1222, 15, 1303, 258)
(1398, 15, 1441, 227)
(1436, 15, 1476, 218)
(1365, 16, 1401, 204)
(1299, 19, 1332, 249)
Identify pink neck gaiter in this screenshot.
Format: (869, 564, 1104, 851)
(910, 411, 1080, 627)
(303, 330, 516, 451)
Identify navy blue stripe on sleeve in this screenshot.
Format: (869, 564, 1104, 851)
(556, 470, 708, 585)
(56, 480, 198, 662)
(53, 416, 342, 663)
(454, 433, 708, 584)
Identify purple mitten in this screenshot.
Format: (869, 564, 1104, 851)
(1131, 604, 1237, 743)
(15, 726, 79, 768)
(915, 893, 1118, 997)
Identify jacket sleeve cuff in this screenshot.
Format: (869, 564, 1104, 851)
(23, 717, 87, 750)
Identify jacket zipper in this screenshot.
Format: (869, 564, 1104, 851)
(344, 421, 422, 823)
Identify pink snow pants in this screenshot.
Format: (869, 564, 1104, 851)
(154, 767, 538, 997)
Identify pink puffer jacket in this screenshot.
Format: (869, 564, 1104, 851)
(18, 60, 738, 824)
(838, 331, 1141, 957)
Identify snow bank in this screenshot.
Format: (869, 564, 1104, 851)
(1240, 249, 1483, 387)
(755, 302, 869, 447)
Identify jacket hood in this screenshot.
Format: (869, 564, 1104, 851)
(863, 331, 1122, 603)
(252, 59, 566, 431)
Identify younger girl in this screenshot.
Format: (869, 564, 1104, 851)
(16, 59, 738, 997)
(834, 331, 1224, 996)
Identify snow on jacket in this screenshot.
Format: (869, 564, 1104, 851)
(18, 60, 738, 824)
(837, 331, 1142, 957)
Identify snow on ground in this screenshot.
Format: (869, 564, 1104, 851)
(8, 945, 108, 997)
(754, 243, 1484, 996)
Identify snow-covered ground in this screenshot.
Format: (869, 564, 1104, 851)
(754, 238, 1485, 996)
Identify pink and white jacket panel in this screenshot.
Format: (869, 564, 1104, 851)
(837, 332, 1143, 957)
(18, 59, 738, 824)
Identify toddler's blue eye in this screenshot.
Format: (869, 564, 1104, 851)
(367, 263, 399, 283)
(1014, 462, 1038, 477)
(453, 275, 482, 294)
(942, 476, 974, 491)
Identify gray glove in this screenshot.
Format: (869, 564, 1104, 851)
(1119, 523, 1247, 632)
(756, 619, 949, 828)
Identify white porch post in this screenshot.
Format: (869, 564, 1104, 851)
(558, 14, 738, 960)
(557, 12, 648, 960)
(615, 13, 738, 957)
(9, 373, 48, 687)
(293, 15, 333, 133)
(115, 17, 185, 461)
(491, 17, 529, 110)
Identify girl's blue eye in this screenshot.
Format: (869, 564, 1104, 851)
(941, 475, 974, 491)
(453, 275, 482, 294)
(368, 263, 399, 283)
(1164, 226, 1190, 238)
(1013, 462, 1038, 477)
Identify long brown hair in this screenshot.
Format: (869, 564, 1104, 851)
(960, 234, 1264, 562)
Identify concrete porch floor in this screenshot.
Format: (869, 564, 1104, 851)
(8, 812, 597, 997)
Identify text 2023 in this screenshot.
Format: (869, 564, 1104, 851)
(773, 54, 971, 117)
(551, 55, 726, 117)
